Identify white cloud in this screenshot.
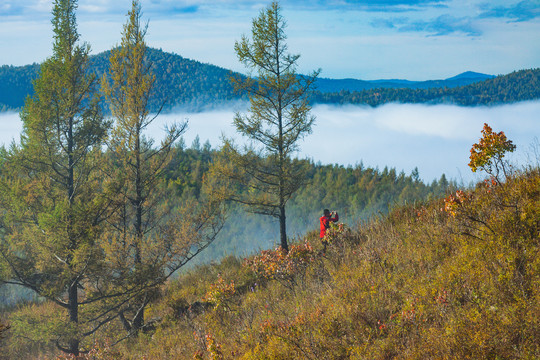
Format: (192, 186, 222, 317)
(4, 101, 538, 184)
(0, 112, 23, 146)
(369, 103, 517, 140)
(302, 102, 540, 181)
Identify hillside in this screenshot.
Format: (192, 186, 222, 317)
(161, 168, 538, 360)
(3, 158, 539, 359)
(1, 48, 537, 113)
(154, 143, 451, 263)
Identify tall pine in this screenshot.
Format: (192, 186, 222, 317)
(209, 1, 319, 251)
(0, 0, 108, 355)
(101, 0, 223, 337)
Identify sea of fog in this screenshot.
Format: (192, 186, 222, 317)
(1, 101, 539, 183)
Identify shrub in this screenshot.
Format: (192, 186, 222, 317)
(243, 241, 316, 289)
(202, 274, 236, 311)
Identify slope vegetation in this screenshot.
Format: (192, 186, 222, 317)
(4, 165, 538, 359)
(116, 167, 540, 359)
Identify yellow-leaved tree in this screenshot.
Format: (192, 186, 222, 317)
(100, 0, 225, 339)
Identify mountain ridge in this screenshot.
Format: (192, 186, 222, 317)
(0, 47, 536, 113)
(315, 71, 494, 93)
(313, 68, 540, 107)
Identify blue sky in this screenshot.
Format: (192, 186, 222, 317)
(0, 0, 539, 80)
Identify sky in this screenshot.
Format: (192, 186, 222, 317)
(0, 0, 539, 80)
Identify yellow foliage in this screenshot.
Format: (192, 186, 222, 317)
(7, 165, 540, 360)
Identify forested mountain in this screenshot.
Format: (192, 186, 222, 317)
(0, 48, 243, 112)
(1, 48, 538, 113)
(314, 68, 540, 106)
(0, 63, 40, 112)
(93, 48, 245, 111)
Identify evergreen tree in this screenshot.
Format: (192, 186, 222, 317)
(101, 0, 224, 337)
(210, 1, 319, 252)
(0, 0, 109, 355)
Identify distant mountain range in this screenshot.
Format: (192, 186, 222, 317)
(315, 71, 495, 93)
(313, 68, 540, 107)
(0, 47, 538, 113)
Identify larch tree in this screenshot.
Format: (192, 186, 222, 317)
(208, 1, 319, 252)
(101, 0, 224, 338)
(0, 0, 110, 355)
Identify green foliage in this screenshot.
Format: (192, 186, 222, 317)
(208, 1, 320, 251)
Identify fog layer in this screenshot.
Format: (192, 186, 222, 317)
(2, 101, 539, 182)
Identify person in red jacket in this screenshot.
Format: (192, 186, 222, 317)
(320, 209, 338, 251)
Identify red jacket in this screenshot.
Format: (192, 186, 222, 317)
(320, 213, 339, 238)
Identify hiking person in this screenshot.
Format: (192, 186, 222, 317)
(320, 209, 338, 252)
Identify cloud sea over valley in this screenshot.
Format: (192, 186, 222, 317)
(2, 101, 539, 183)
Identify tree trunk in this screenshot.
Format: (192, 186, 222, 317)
(68, 280, 79, 356)
(132, 307, 144, 336)
(132, 125, 144, 336)
(135, 132, 143, 265)
(279, 205, 288, 252)
(67, 113, 79, 355)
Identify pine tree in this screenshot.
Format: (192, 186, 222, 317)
(210, 1, 319, 251)
(101, 0, 223, 337)
(0, 0, 108, 355)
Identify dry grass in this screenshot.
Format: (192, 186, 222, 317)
(3, 169, 540, 359)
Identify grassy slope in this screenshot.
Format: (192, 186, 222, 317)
(4, 168, 540, 359)
(135, 169, 540, 359)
